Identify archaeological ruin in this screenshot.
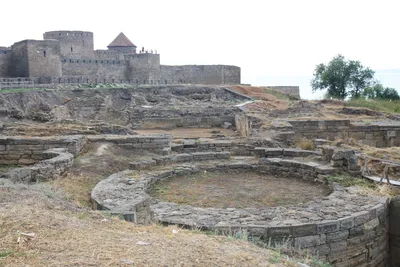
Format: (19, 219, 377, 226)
(0, 33, 400, 267)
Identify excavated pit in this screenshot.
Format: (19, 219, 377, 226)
(148, 169, 332, 209)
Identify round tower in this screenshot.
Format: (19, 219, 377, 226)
(43, 31, 94, 59)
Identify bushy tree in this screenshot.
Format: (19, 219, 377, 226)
(364, 83, 400, 101)
(311, 55, 375, 99)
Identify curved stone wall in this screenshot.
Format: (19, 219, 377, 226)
(1, 148, 74, 183)
(91, 159, 389, 266)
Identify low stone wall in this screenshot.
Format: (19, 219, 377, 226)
(131, 107, 238, 129)
(87, 134, 172, 155)
(288, 120, 400, 148)
(1, 148, 74, 183)
(91, 160, 389, 266)
(0, 136, 86, 165)
(254, 148, 322, 158)
(171, 139, 275, 156)
(129, 151, 231, 170)
(257, 157, 336, 182)
(389, 196, 400, 267)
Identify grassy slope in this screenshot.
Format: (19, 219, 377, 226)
(0, 184, 301, 267)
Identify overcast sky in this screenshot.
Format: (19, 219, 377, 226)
(2, 0, 399, 99)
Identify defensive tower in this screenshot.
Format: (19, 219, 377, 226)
(43, 31, 94, 59)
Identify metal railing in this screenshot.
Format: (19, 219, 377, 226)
(0, 80, 34, 90)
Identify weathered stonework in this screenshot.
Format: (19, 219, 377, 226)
(286, 120, 400, 148)
(87, 134, 172, 154)
(1, 148, 74, 183)
(0, 135, 86, 165)
(91, 160, 389, 267)
(0, 30, 241, 86)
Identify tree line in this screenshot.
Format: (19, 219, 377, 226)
(311, 54, 399, 101)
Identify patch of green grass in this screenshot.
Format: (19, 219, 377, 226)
(0, 250, 14, 258)
(0, 88, 51, 93)
(0, 164, 22, 173)
(345, 98, 400, 114)
(327, 174, 376, 189)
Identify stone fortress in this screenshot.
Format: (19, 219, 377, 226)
(0, 31, 241, 85)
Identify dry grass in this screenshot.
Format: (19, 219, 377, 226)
(0, 185, 291, 267)
(229, 86, 290, 110)
(294, 139, 315, 151)
(48, 143, 159, 208)
(149, 170, 330, 209)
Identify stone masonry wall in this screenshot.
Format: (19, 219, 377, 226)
(26, 40, 62, 78)
(87, 134, 172, 155)
(61, 59, 126, 82)
(289, 120, 400, 147)
(92, 160, 389, 266)
(160, 65, 241, 85)
(43, 31, 95, 59)
(2, 148, 74, 183)
(389, 196, 400, 266)
(0, 49, 11, 78)
(0, 136, 86, 165)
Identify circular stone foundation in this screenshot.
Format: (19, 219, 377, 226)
(92, 159, 390, 267)
(149, 169, 331, 209)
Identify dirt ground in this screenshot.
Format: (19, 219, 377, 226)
(49, 143, 159, 207)
(149, 170, 331, 209)
(0, 185, 297, 267)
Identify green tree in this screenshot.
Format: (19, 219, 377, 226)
(311, 54, 375, 99)
(364, 83, 400, 100)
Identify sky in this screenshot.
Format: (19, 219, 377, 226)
(1, 0, 399, 99)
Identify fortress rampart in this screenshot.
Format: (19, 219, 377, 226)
(0, 30, 241, 86)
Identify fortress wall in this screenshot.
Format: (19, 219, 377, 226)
(94, 50, 124, 60)
(61, 59, 126, 82)
(26, 40, 62, 78)
(9, 41, 29, 77)
(126, 53, 161, 83)
(160, 65, 241, 85)
(0, 50, 11, 78)
(44, 31, 94, 59)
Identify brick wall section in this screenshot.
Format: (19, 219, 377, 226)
(288, 120, 400, 148)
(0, 136, 86, 165)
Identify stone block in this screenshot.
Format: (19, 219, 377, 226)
(264, 148, 284, 157)
(294, 234, 326, 248)
(291, 224, 317, 237)
(267, 226, 291, 237)
(173, 154, 193, 162)
(141, 143, 156, 149)
(317, 220, 340, 234)
(326, 230, 349, 242)
(329, 240, 347, 253)
(339, 216, 355, 230)
(354, 211, 370, 226)
(215, 152, 230, 159)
